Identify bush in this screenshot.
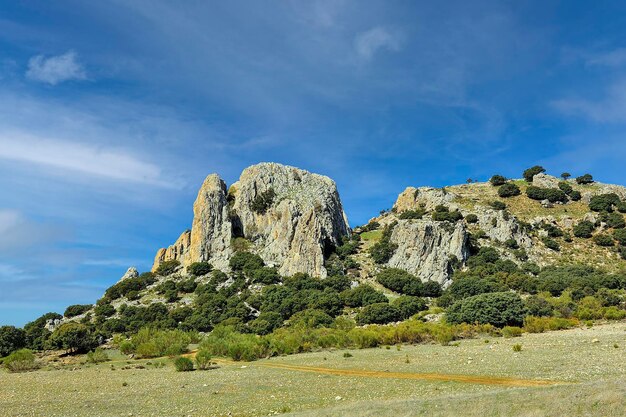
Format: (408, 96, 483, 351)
(602, 212, 626, 229)
(252, 267, 281, 285)
(48, 323, 99, 353)
(195, 349, 213, 370)
(446, 292, 526, 327)
(502, 326, 522, 338)
(86, 347, 109, 364)
(490, 201, 506, 210)
(432, 206, 463, 222)
(561, 172, 571, 180)
(187, 262, 212, 276)
(392, 296, 427, 319)
(369, 223, 398, 264)
(523, 166, 546, 182)
(398, 209, 425, 220)
(64, 304, 92, 318)
(558, 181, 573, 195)
(229, 251, 264, 273)
(593, 234, 614, 247)
(3, 349, 38, 373)
(589, 193, 621, 212)
(498, 183, 521, 198)
(573, 220, 595, 238)
(523, 316, 577, 333)
(422, 280, 443, 297)
(576, 174, 594, 184)
(490, 175, 507, 186)
(0, 326, 26, 357)
(465, 214, 479, 224)
(355, 303, 401, 325)
(526, 186, 567, 203)
(288, 309, 334, 329)
(569, 190, 582, 201)
(341, 285, 388, 307)
(174, 356, 194, 372)
(612, 228, 626, 245)
(94, 303, 115, 318)
(512, 344, 522, 352)
(524, 295, 553, 317)
(251, 188, 276, 214)
(155, 260, 181, 276)
(130, 328, 193, 358)
(376, 268, 423, 295)
(542, 237, 560, 251)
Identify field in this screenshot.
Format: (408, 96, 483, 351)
(1, 322, 625, 417)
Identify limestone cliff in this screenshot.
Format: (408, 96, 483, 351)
(152, 163, 350, 277)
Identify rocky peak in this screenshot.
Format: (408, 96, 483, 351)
(152, 163, 350, 277)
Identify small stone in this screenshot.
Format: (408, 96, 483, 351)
(335, 396, 343, 401)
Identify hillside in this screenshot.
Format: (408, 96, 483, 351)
(3, 163, 626, 367)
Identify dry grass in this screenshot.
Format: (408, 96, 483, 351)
(1, 322, 624, 416)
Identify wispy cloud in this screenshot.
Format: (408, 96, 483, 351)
(26, 50, 86, 85)
(0, 132, 174, 187)
(354, 27, 400, 60)
(0, 210, 67, 253)
(552, 79, 626, 123)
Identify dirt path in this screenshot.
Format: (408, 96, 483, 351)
(208, 357, 561, 387)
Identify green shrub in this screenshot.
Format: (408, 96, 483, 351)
(229, 251, 264, 273)
(86, 347, 109, 364)
(465, 214, 479, 224)
(490, 175, 507, 186)
(251, 188, 276, 214)
(490, 201, 506, 210)
(422, 280, 443, 297)
(569, 190, 582, 201)
(355, 303, 401, 325)
(524, 296, 553, 317)
(523, 316, 577, 333)
(340, 285, 388, 307)
(174, 356, 194, 372)
(376, 268, 423, 295)
(573, 220, 595, 238)
(432, 205, 463, 222)
(498, 183, 521, 198)
(523, 166, 545, 182)
(187, 262, 212, 276)
(558, 181, 573, 195)
(94, 303, 115, 318)
(48, 323, 99, 353)
(3, 349, 38, 373)
(576, 174, 594, 184)
(446, 292, 526, 327)
(64, 304, 92, 318)
(155, 260, 181, 276)
(392, 296, 427, 319)
(589, 193, 621, 212)
(526, 186, 567, 203)
(542, 237, 560, 251)
(502, 326, 522, 338)
(601, 212, 626, 229)
(130, 328, 193, 358)
(398, 209, 425, 220)
(252, 267, 281, 285)
(0, 326, 26, 357)
(612, 228, 626, 245)
(593, 234, 614, 247)
(369, 223, 398, 264)
(512, 344, 522, 352)
(542, 223, 564, 238)
(195, 349, 213, 370)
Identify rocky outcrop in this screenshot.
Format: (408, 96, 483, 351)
(474, 209, 533, 249)
(532, 173, 560, 189)
(152, 163, 350, 277)
(386, 220, 469, 285)
(394, 187, 458, 213)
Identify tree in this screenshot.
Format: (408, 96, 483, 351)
(589, 193, 621, 212)
(376, 268, 423, 295)
(250, 188, 276, 214)
(561, 172, 571, 180)
(446, 292, 526, 327)
(523, 166, 546, 182)
(489, 175, 507, 186)
(49, 323, 99, 353)
(392, 296, 427, 319)
(498, 183, 521, 198)
(593, 234, 614, 247)
(369, 223, 398, 264)
(229, 251, 264, 273)
(64, 304, 92, 318)
(155, 260, 181, 276)
(465, 214, 479, 224)
(0, 326, 26, 357)
(576, 174, 594, 184)
(340, 285, 387, 307)
(187, 262, 212, 276)
(431, 205, 463, 222)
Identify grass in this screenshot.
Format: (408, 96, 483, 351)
(1, 322, 624, 416)
(360, 230, 382, 242)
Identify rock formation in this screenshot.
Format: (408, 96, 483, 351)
(153, 163, 350, 278)
(386, 220, 469, 285)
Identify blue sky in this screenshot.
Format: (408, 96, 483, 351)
(3, 1, 626, 325)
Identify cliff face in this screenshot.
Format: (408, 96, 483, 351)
(152, 163, 350, 277)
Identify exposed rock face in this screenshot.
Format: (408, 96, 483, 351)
(532, 173, 560, 189)
(386, 220, 469, 285)
(152, 163, 350, 277)
(474, 210, 533, 249)
(119, 267, 139, 281)
(394, 187, 458, 212)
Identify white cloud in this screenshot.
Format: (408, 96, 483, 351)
(26, 50, 86, 85)
(0, 132, 173, 187)
(354, 27, 400, 60)
(552, 79, 626, 123)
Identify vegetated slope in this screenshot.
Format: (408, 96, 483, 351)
(4, 165, 626, 361)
